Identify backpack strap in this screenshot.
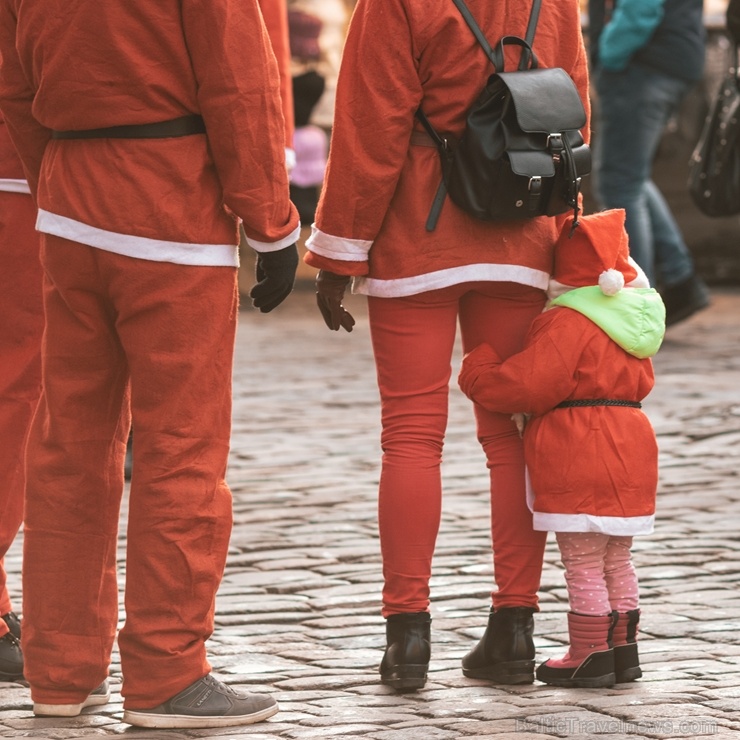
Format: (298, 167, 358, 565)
(416, 0, 543, 231)
(453, 0, 542, 71)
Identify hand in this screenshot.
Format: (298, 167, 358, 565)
(316, 270, 355, 332)
(511, 412, 529, 438)
(250, 244, 299, 313)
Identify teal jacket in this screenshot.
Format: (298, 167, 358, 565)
(589, 0, 705, 82)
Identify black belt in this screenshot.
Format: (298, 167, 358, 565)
(51, 115, 206, 140)
(556, 399, 642, 409)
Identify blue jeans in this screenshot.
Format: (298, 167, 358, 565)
(593, 63, 696, 288)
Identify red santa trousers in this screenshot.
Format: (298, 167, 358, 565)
(0, 192, 43, 633)
(368, 282, 547, 617)
(22, 235, 238, 709)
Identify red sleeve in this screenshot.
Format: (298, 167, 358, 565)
(303, 250, 368, 276)
(0, 0, 51, 200)
(458, 315, 582, 415)
(313, 0, 422, 243)
(182, 0, 299, 248)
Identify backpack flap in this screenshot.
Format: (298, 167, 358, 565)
(507, 149, 555, 178)
(498, 67, 586, 133)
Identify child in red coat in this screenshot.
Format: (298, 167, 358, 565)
(459, 209, 665, 687)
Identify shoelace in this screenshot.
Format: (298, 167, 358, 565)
(203, 674, 238, 697)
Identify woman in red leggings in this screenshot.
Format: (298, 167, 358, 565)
(305, 0, 590, 690)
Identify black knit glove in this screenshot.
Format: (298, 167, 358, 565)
(250, 244, 299, 313)
(316, 270, 355, 332)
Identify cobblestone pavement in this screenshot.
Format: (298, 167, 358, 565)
(1, 286, 739, 739)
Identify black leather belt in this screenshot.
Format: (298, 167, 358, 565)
(556, 399, 642, 408)
(51, 115, 205, 140)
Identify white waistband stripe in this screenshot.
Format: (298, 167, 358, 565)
(36, 210, 239, 267)
(0, 178, 31, 194)
(352, 264, 550, 298)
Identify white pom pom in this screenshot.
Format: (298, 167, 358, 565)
(598, 268, 624, 296)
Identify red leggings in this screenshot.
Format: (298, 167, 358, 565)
(368, 282, 547, 617)
(23, 236, 238, 708)
(0, 193, 43, 632)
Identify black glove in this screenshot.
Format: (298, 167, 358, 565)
(250, 244, 299, 313)
(316, 270, 355, 332)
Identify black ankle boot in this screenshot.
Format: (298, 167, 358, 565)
(0, 632, 23, 682)
(1, 612, 20, 640)
(462, 607, 535, 684)
(380, 612, 431, 691)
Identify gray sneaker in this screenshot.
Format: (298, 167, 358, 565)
(33, 679, 111, 717)
(122, 674, 278, 729)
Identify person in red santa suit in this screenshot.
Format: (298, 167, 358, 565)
(459, 209, 664, 688)
(123, 0, 295, 481)
(304, 0, 590, 690)
(0, 0, 300, 728)
(0, 111, 43, 685)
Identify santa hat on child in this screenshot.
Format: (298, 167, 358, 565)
(548, 209, 650, 300)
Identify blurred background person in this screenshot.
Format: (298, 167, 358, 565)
(588, 0, 710, 326)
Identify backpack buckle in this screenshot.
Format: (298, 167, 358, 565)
(547, 133, 564, 152)
(528, 176, 542, 212)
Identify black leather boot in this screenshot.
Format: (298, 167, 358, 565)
(462, 607, 535, 684)
(380, 612, 431, 691)
(614, 609, 642, 683)
(0, 631, 23, 682)
(1, 612, 20, 640)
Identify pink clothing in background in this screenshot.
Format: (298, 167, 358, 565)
(291, 124, 328, 187)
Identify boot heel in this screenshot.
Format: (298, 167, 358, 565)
(463, 658, 534, 684)
(461, 607, 536, 685)
(615, 643, 642, 683)
(381, 663, 427, 691)
(380, 612, 431, 692)
(614, 616, 642, 683)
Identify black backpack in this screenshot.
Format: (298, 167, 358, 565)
(416, 0, 590, 231)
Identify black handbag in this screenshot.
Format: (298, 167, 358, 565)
(688, 43, 740, 217)
(416, 0, 590, 231)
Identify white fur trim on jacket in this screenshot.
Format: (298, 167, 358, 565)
(0, 178, 31, 194)
(246, 223, 302, 253)
(37, 210, 240, 267)
(305, 225, 372, 261)
(354, 264, 550, 298)
(533, 511, 655, 536)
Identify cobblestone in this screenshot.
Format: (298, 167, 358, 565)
(0, 286, 739, 738)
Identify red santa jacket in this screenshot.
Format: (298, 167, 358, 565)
(459, 300, 660, 536)
(0, 0, 299, 267)
(0, 113, 28, 194)
(305, 0, 590, 297)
